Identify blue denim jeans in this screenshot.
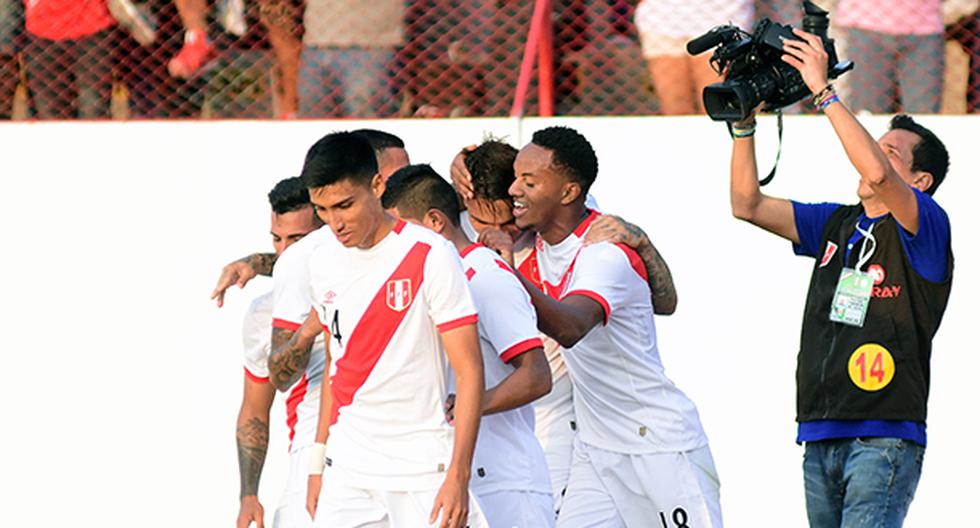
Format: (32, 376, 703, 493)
(299, 46, 395, 118)
(804, 438, 925, 528)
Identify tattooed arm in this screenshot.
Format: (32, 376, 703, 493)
(269, 310, 323, 391)
(211, 253, 277, 307)
(236, 374, 276, 527)
(584, 215, 678, 315)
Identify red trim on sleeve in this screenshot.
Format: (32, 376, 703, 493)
(272, 318, 302, 331)
(459, 243, 484, 258)
(244, 367, 270, 384)
(614, 243, 649, 281)
(500, 337, 544, 363)
(437, 314, 479, 333)
(563, 289, 610, 325)
(495, 260, 515, 274)
(393, 219, 407, 234)
(465, 268, 476, 281)
(572, 209, 601, 238)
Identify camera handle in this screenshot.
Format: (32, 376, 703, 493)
(726, 109, 783, 186)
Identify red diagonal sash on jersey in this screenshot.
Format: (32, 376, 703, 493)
(328, 242, 431, 426)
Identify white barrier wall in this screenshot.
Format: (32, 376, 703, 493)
(0, 115, 976, 527)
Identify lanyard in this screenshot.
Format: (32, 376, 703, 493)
(853, 221, 876, 272)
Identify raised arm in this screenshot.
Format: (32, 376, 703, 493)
(236, 375, 275, 528)
(729, 115, 799, 243)
(211, 252, 277, 307)
(583, 215, 677, 314)
(269, 310, 322, 391)
(782, 28, 920, 233)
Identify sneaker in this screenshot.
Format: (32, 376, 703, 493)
(217, 0, 247, 37)
(167, 29, 215, 79)
(107, 0, 158, 46)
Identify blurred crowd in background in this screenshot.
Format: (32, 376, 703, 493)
(1, 0, 977, 120)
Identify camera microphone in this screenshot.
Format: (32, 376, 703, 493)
(686, 27, 729, 56)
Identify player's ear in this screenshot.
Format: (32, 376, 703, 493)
(560, 181, 582, 206)
(370, 173, 385, 198)
(423, 208, 448, 234)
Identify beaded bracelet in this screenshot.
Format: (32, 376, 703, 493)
(731, 126, 756, 138)
(812, 83, 835, 106)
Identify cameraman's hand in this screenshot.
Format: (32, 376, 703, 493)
(781, 28, 830, 95)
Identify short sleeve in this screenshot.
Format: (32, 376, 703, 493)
(242, 293, 272, 382)
(899, 189, 951, 283)
(423, 239, 478, 332)
(792, 201, 842, 257)
(272, 242, 314, 331)
(563, 243, 643, 325)
(468, 261, 543, 363)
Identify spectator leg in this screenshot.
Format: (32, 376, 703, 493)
(174, 0, 207, 32)
(258, 0, 302, 117)
(24, 35, 75, 119)
(75, 30, 114, 119)
(842, 28, 897, 114)
(298, 47, 341, 118)
(342, 47, 394, 118)
(0, 52, 17, 119)
(647, 54, 696, 115)
(689, 53, 721, 115)
(898, 33, 944, 114)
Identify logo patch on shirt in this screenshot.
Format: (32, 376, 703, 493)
(867, 264, 885, 285)
(322, 291, 337, 304)
(819, 241, 838, 268)
(386, 279, 412, 311)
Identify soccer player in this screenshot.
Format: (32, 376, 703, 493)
(452, 139, 679, 513)
(236, 177, 322, 528)
(381, 164, 556, 527)
(487, 126, 722, 527)
(208, 128, 410, 307)
(287, 132, 487, 527)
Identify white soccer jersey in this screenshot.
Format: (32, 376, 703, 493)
(309, 220, 479, 491)
(242, 291, 274, 383)
(531, 210, 707, 454)
(460, 243, 552, 497)
(271, 226, 336, 453)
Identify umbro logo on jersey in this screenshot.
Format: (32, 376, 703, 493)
(322, 291, 337, 304)
(386, 279, 412, 311)
(819, 241, 838, 268)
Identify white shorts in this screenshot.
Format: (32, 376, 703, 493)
(476, 489, 555, 528)
(557, 438, 722, 528)
(314, 465, 488, 528)
(274, 445, 315, 528)
(533, 374, 576, 513)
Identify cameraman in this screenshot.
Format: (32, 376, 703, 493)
(729, 28, 953, 527)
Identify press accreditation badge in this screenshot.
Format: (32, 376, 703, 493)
(829, 267, 873, 327)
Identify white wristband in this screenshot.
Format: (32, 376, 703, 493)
(308, 442, 327, 475)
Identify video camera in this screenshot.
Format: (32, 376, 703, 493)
(687, 0, 854, 122)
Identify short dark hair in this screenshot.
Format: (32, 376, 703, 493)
(381, 164, 460, 227)
(301, 131, 378, 188)
(352, 129, 405, 155)
(889, 115, 949, 195)
(465, 140, 518, 202)
(531, 126, 598, 195)
(267, 176, 310, 214)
